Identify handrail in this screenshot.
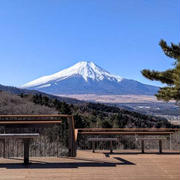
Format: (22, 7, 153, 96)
(0, 114, 72, 117)
(0, 114, 72, 125)
(77, 128, 180, 132)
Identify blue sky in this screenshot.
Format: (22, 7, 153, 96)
(0, 0, 179, 87)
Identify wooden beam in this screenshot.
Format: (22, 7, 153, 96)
(0, 114, 71, 126)
(77, 128, 179, 132)
(0, 133, 39, 139)
(0, 121, 62, 125)
(79, 132, 173, 135)
(88, 138, 118, 141)
(0, 114, 72, 118)
(136, 137, 167, 140)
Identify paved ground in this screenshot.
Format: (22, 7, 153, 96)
(0, 150, 179, 180)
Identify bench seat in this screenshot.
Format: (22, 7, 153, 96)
(88, 138, 118, 153)
(136, 137, 167, 153)
(0, 133, 39, 164)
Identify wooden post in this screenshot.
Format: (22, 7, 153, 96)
(141, 140, 144, 153)
(92, 141, 95, 153)
(169, 134, 172, 151)
(3, 139, 6, 158)
(110, 141, 113, 153)
(68, 116, 76, 157)
(24, 139, 30, 165)
(159, 140, 162, 154)
(17, 140, 19, 157)
(7, 139, 9, 158)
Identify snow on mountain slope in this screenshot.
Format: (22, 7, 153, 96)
(22, 61, 159, 95)
(22, 61, 123, 88)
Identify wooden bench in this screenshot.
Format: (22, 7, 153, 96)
(88, 138, 118, 153)
(135, 137, 167, 154)
(0, 133, 39, 164)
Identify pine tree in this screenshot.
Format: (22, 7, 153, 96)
(141, 40, 180, 103)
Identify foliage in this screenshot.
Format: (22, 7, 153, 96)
(32, 94, 175, 128)
(141, 40, 180, 102)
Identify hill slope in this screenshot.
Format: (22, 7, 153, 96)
(0, 84, 82, 104)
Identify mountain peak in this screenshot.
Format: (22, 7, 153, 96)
(21, 61, 158, 95)
(76, 60, 94, 65)
(22, 61, 123, 88)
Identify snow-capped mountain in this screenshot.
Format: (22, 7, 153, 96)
(22, 61, 123, 87)
(22, 61, 159, 95)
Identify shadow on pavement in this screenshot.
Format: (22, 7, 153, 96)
(0, 156, 135, 169)
(104, 152, 180, 157)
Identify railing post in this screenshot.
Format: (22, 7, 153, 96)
(24, 139, 30, 165)
(159, 140, 162, 154)
(68, 116, 76, 157)
(110, 141, 113, 153)
(92, 141, 95, 153)
(141, 140, 144, 153)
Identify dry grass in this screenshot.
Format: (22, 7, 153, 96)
(0, 91, 57, 115)
(57, 94, 164, 103)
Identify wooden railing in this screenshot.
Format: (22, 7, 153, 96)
(77, 128, 179, 135)
(0, 114, 76, 157)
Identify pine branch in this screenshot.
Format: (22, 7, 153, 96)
(141, 69, 174, 85)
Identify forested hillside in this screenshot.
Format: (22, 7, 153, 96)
(0, 91, 175, 128)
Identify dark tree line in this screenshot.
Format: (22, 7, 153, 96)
(31, 94, 175, 129)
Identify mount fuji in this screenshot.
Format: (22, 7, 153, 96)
(22, 61, 159, 95)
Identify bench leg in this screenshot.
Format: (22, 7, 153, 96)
(24, 139, 30, 165)
(92, 141, 95, 153)
(141, 140, 144, 153)
(159, 140, 162, 154)
(110, 141, 113, 153)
